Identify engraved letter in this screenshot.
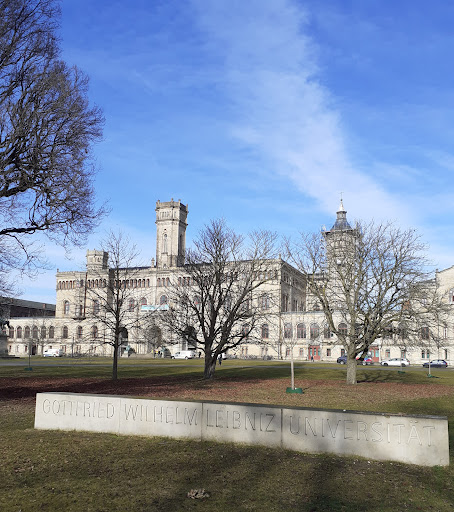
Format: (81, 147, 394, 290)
(233, 411, 241, 429)
(245, 412, 256, 430)
(289, 415, 300, 435)
(371, 422, 383, 442)
(305, 417, 317, 436)
(344, 420, 353, 440)
(423, 425, 435, 446)
(264, 414, 276, 433)
(43, 399, 51, 414)
(185, 408, 198, 426)
(357, 421, 368, 441)
(206, 409, 214, 427)
(326, 419, 341, 438)
(407, 425, 422, 445)
(394, 423, 405, 444)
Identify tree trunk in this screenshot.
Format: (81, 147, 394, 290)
(204, 354, 217, 379)
(346, 354, 357, 385)
(112, 336, 119, 380)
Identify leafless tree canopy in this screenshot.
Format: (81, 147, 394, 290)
(289, 221, 446, 384)
(0, 0, 105, 291)
(163, 219, 278, 379)
(85, 231, 149, 380)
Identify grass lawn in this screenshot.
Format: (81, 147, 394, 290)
(1, 358, 453, 511)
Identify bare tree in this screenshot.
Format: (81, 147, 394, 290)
(84, 231, 153, 380)
(288, 219, 444, 385)
(0, 0, 105, 291)
(162, 219, 277, 379)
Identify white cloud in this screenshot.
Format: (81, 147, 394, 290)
(192, 0, 409, 223)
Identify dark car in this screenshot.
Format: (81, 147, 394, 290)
(422, 359, 448, 368)
(337, 355, 373, 365)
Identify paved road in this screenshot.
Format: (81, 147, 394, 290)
(0, 358, 451, 371)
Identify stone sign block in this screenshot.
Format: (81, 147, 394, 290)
(281, 407, 449, 466)
(34, 393, 449, 466)
(202, 402, 281, 447)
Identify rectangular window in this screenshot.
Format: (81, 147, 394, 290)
(326, 348, 331, 357)
(385, 349, 390, 358)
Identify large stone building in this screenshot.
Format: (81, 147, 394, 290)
(5, 199, 454, 365)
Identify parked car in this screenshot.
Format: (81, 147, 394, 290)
(380, 358, 410, 367)
(336, 355, 374, 365)
(43, 348, 63, 357)
(172, 350, 197, 359)
(422, 359, 448, 368)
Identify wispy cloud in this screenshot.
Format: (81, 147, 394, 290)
(191, 0, 409, 222)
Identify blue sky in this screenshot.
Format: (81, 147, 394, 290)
(18, 0, 454, 303)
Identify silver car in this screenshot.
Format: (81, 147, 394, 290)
(380, 357, 410, 367)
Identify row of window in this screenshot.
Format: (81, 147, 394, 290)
(8, 325, 100, 340)
(62, 296, 169, 315)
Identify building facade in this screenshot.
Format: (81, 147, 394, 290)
(6, 199, 454, 365)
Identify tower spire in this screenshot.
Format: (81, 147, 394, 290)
(331, 198, 352, 231)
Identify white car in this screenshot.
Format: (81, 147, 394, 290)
(380, 357, 410, 367)
(172, 350, 196, 359)
(43, 348, 63, 357)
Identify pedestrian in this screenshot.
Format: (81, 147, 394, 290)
(311, 355, 314, 362)
(198, 351, 201, 358)
(218, 354, 222, 365)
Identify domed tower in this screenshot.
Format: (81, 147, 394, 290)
(323, 199, 357, 269)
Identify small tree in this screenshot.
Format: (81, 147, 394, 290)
(288, 219, 444, 385)
(162, 219, 277, 379)
(84, 231, 153, 380)
(0, 0, 105, 292)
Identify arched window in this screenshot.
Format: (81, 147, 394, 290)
(128, 299, 135, 312)
(140, 297, 147, 306)
(77, 326, 83, 339)
(41, 326, 46, 339)
(160, 295, 168, 305)
(63, 300, 70, 315)
(8, 326, 14, 338)
(449, 290, 454, 304)
(261, 294, 270, 310)
(261, 324, 269, 339)
(242, 324, 249, 338)
(421, 326, 430, 340)
(32, 326, 38, 338)
(163, 233, 168, 253)
(338, 323, 348, 336)
(16, 326, 22, 338)
(93, 300, 100, 314)
(296, 323, 306, 339)
(324, 324, 331, 339)
(313, 302, 321, 311)
(284, 323, 292, 339)
(92, 325, 98, 339)
(310, 323, 319, 339)
(24, 326, 30, 338)
(49, 326, 54, 339)
(62, 326, 69, 339)
(157, 278, 161, 287)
